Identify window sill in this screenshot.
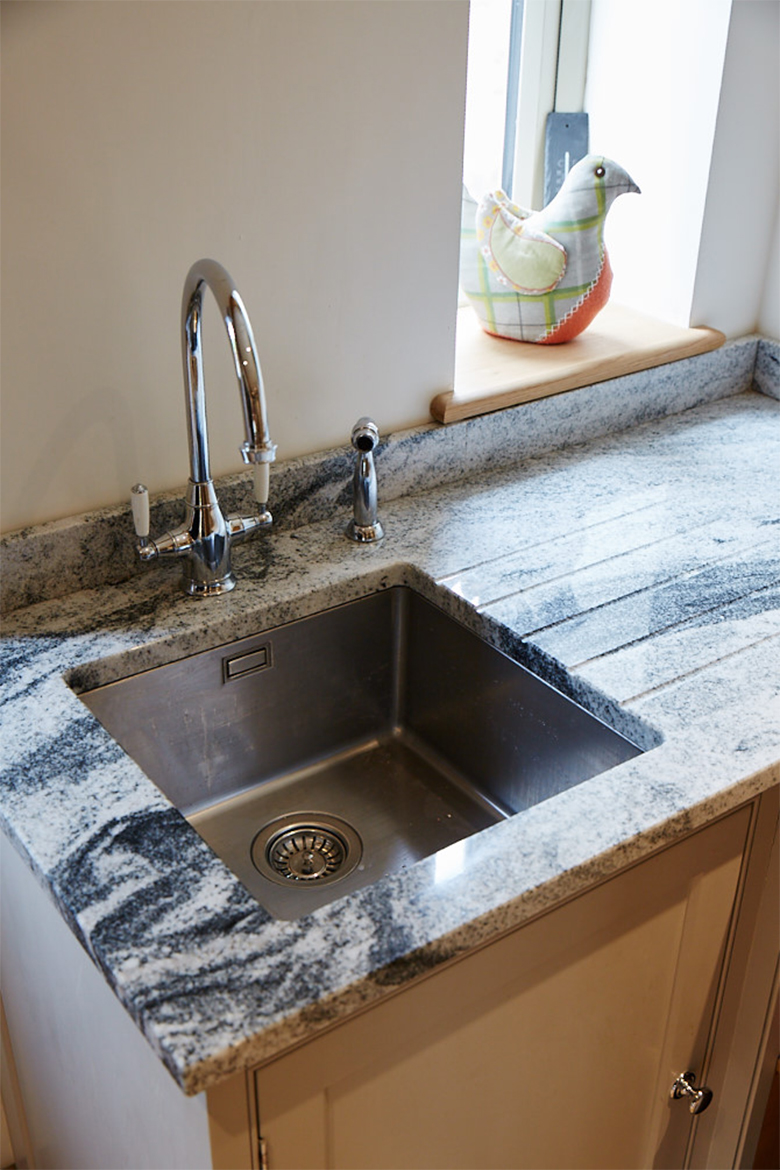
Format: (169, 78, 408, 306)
(431, 302, 725, 424)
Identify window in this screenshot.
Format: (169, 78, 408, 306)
(462, 0, 591, 214)
(443, 0, 729, 426)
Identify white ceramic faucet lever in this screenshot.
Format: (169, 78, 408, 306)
(131, 483, 150, 544)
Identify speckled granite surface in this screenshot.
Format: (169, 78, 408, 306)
(0, 335, 760, 615)
(1, 383, 779, 1097)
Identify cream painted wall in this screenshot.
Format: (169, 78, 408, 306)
(0, 0, 469, 532)
(691, 0, 780, 339)
(584, 0, 733, 328)
(584, 0, 779, 341)
(758, 202, 780, 339)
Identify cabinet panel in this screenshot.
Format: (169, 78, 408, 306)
(207, 1071, 257, 1170)
(330, 902, 684, 1169)
(256, 807, 751, 1170)
(0, 838, 213, 1170)
(690, 786, 779, 1169)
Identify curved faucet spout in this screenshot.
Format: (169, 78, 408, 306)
(130, 259, 276, 597)
(182, 259, 277, 486)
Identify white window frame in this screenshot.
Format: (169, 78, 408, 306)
(510, 0, 591, 209)
(464, 0, 592, 213)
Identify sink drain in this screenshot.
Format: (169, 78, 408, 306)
(251, 814, 362, 887)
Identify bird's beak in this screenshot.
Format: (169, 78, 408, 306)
(627, 178, 641, 195)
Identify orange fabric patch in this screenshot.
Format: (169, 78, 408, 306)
(539, 254, 613, 345)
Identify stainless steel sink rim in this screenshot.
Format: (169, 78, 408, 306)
(251, 813, 363, 887)
(78, 585, 643, 919)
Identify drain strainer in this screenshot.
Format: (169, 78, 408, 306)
(251, 814, 362, 887)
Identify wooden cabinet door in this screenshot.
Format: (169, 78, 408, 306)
(254, 806, 752, 1170)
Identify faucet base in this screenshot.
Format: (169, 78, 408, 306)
(346, 519, 385, 544)
(184, 573, 237, 597)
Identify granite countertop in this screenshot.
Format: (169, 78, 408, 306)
(1, 348, 779, 1097)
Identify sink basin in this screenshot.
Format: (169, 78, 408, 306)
(79, 587, 641, 919)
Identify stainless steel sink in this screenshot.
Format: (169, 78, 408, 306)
(79, 587, 642, 919)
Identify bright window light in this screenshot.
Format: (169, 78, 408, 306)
(462, 0, 591, 209)
(462, 0, 514, 200)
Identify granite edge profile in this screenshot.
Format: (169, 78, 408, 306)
(754, 335, 780, 400)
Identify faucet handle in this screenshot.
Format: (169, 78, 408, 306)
(130, 483, 150, 543)
(253, 464, 270, 509)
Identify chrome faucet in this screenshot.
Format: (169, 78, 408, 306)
(131, 259, 276, 596)
(346, 418, 384, 543)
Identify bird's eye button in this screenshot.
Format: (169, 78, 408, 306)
(595, 166, 606, 177)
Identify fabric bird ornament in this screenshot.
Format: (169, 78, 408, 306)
(460, 154, 640, 344)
